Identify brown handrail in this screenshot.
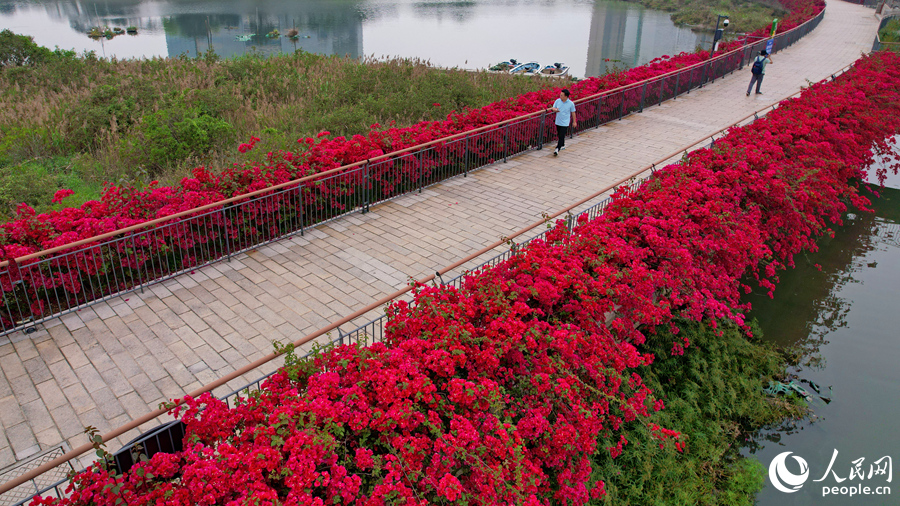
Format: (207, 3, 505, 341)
(0, 19, 812, 268)
(0, 82, 835, 496)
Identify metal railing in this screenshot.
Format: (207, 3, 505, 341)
(2, 51, 858, 505)
(0, 8, 824, 338)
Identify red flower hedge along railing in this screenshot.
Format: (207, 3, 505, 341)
(26, 50, 900, 506)
(0, 0, 825, 335)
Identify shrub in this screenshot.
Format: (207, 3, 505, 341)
(128, 108, 234, 170)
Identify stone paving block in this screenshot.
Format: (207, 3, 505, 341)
(12, 339, 39, 361)
(198, 327, 232, 353)
(9, 375, 39, 404)
(7, 423, 39, 459)
(63, 383, 94, 414)
(173, 326, 206, 350)
(74, 364, 108, 392)
(180, 307, 212, 331)
(136, 353, 169, 382)
(161, 361, 196, 388)
(23, 357, 54, 384)
(35, 340, 66, 365)
(0, 353, 28, 379)
(35, 427, 64, 449)
(89, 387, 126, 420)
(82, 346, 117, 375)
(92, 303, 117, 320)
(77, 408, 111, 434)
(22, 398, 55, 434)
(50, 403, 84, 441)
(128, 373, 164, 404)
(36, 381, 68, 411)
(98, 366, 136, 397)
(111, 302, 134, 318)
(0, 373, 11, 400)
(153, 375, 185, 401)
(0, 446, 14, 469)
(0, 395, 26, 428)
(47, 359, 80, 389)
(118, 392, 151, 419)
(133, 305, 162, 327)
(161, 296, 191, 315)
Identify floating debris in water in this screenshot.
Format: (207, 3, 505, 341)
(235, 34, 254, 41)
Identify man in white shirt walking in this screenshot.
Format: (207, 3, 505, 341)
(550, 89, 577, 156)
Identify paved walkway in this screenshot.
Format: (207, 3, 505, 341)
(0, 0, 880, 473)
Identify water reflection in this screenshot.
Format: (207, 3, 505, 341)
(587, 0, 712, 76)
(0, 0, 712, 77)
(742, 185, 900, 505)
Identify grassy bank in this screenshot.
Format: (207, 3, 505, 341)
(0, 30, 557, 219)
(628, 0, 786, 33)
(594, 320, 807, 505)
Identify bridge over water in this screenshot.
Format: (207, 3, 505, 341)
(0, 0, 882, 496)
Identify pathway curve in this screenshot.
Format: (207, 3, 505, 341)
(0, 0, 880, 473)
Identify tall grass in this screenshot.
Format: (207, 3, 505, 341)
(0, 41, 558, 218)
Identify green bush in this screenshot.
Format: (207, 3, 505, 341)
(593, 320, 806, 505)
(128, 107, 234, 170)
(0, 157, 101, 217)
(0, 126, 64, 163)
(62, 83, 140, 152)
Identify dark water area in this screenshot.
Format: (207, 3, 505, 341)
(0, 0, 714, 77)
(744, 178, 900, 505)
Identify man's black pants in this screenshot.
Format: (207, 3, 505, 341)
(556, 125, 568, 150)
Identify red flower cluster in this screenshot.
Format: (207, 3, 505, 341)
(33, 50, 900, 506)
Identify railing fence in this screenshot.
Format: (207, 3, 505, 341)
(0, 9, 823, 339)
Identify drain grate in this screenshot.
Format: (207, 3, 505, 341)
(0, 445, 77, 506)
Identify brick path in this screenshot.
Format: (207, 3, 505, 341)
(0, 0, 880, 473)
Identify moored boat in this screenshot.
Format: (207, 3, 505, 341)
(488, 59, 518, 72)
(539, 62, 569, 77)
(508, 61, 540, 75)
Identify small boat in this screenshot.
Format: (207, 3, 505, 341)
(540, 62, 570, 77)
(488, 59, 518, 72)
(508, 61, 540, 75)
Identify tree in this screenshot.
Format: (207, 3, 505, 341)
(0, 30, 53, 68)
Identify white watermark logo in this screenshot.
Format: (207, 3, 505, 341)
(769, 452, 809, 493)
(768, 449, 893, 497)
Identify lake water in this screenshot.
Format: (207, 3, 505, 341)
(0, 0, 714, 78)
(744, 147, 900, 505)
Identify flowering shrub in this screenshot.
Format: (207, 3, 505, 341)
(32, 50, 900, 506)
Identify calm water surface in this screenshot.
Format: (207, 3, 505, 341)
(745, 153, 900, 505)
(0, 0, 713, 77)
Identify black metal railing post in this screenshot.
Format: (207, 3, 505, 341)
(298, 182, 305, 236)
(221, 205, 232, 261)
(537, 111, 545, 149)
(503, 123, 510, 163)
(363, 160, 371, 213)
(639, 82, 647, 112)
